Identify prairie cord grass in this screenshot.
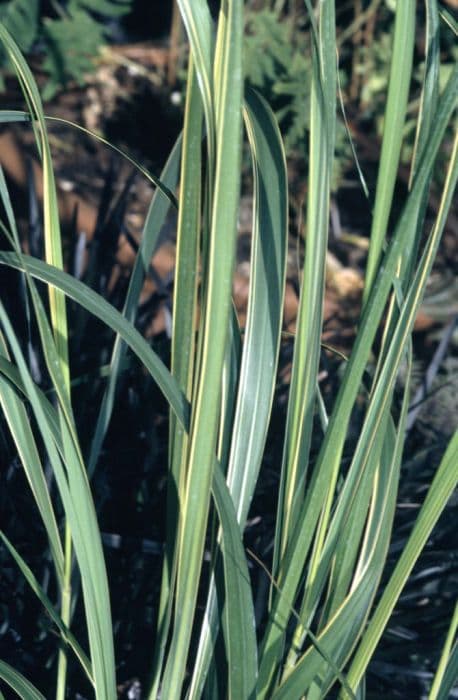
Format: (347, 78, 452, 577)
(0, 1, 457, 698)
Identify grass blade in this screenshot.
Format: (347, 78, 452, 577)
(148, 56, 202, 700)
(187, 86, 288, 697)
(0, 25, 73, 697)
(160, 2, 244, 695)
(227, 86, 288, 525)
(0, 110, 178, 208)
(0, 532, 93, 685)
(0, 23, 68, 381)
(0, 342, 64, 586)
(168, 55, 202, 523)
(344, 430, 458, 695)
(0, 251, 189, 429)
(363, 0, 416, 303)
(212, 463, 258, 699)
(0, 170, 64, 586)
(88, 132, 182, 475)
(429, 601, 458, 700)
(46, 116, 179, 208)
(375, 0, 440, 381)
(431, 643, 458, 700)
(0, 661, 46, 700)
(177, 0, 215, 154)
(343, 132, 457, 696)
(272, 0, 336, 579)
(0, 302, 117, 699)
(259, 58, 457, 696)
(321, 344, 412, 629)
(270, 415, 400, 699)
(0, 110, 29, 122)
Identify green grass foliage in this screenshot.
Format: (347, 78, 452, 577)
(0, 1, 457, 698)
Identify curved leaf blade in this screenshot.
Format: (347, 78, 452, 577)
(0, 251, 189, 429)
(0, 660, 46, 700)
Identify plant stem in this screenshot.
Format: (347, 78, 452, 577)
(429, 601, 458, 700)
(55, 524, 72, 700)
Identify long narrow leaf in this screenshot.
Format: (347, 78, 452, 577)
(212, 464, 258, 699)
(0, 24, 69, 382)
(0, 532, 93, 684)
(0, 251, 189, 429)
(0, 170, 64, 586)
(272, 0, 336, 581)
(177, 0, 215, 155)
(88, 133, 182, 474)
(429, 601, 458, 700)
(0, 110, 178, 208)
(160, 2, 244, 695)
(0, 661, 46, 700)
(344, 430, 458, 695)
(188, 86, 288, 698)
(0, 302, 116, 698)
(227, 87, 288, 525)
(363, 0, 416, 303)
(260, 62, 457, 690)
(148, 57, 202, 700)
(270, 413, 401, 699)
(0, 349, 64, 585)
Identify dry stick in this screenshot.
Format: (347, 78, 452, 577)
(168, 0, 183, 87)
(337, 0, 383, 48)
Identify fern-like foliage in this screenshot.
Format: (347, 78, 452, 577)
(244, 9, 311, 153)
(0, 0, 38, 52)
(0, 0, 132, 98)
(244, 7, 350, 183)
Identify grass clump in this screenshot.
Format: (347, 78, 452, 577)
(0, 1, 457, 698)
